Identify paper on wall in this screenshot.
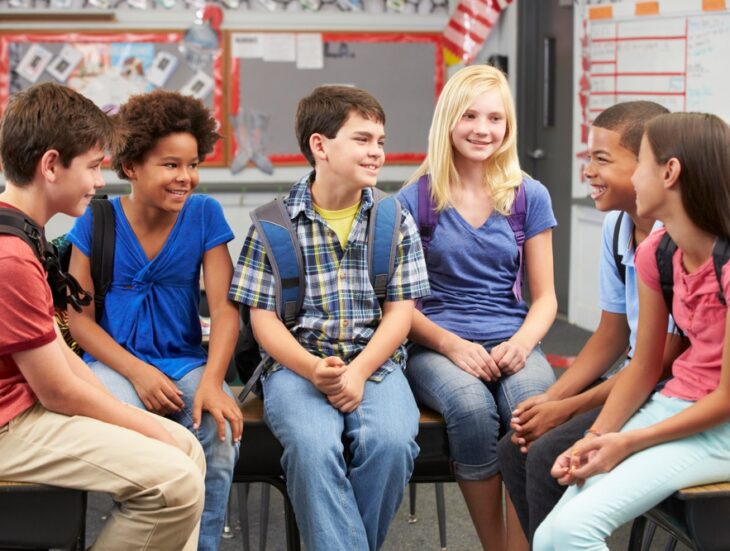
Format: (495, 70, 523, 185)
(16, 45, 53, 83)
(296, 33, 324, 69)
(262, 33, 296, 62)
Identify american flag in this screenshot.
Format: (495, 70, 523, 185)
(443, 0, 514, 65)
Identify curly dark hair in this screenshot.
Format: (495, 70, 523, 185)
(112, 90, 219, 180)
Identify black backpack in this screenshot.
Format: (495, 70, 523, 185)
(0, 197, 116, 351)
(234, 189, 401, 403)
(655, 232, 730, 333)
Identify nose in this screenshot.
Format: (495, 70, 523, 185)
(583, 158, 597, 179)
(177, 166, 191, 183)
(474, 116, 489, 135)
(94, 166, 106, 190)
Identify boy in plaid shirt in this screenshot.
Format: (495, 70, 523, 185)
(229, 85, 429, 551)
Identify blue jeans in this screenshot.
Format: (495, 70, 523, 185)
(89, 361, 240, 551)
(406, 342, 555, 480)
(533, 393, 730, 551)
(262, 367, 419, 551)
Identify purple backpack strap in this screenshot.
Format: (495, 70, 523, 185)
(416, 174, 439, 259)
(506, 182, 527, 302)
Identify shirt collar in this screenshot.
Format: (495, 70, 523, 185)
(286, 170, 376, 221)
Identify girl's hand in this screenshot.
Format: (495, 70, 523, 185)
(569, 432, 632, 481)
(550, 433, 600, 486)
(192, 379, 244, 444)
(129, 362, 185, 415)
(490, 339, 529, 375)
(442, 335, 501, 381)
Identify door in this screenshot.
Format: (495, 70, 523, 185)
(517, 0, 574, 314)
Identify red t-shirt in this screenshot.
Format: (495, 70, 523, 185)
(0, 204, 56, 426)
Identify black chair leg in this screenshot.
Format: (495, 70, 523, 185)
(237, 483, 251, 551)
(259, 484, 270, 551)
(627, 516, 648, 551)
(408, 484, 417, 523)
(435, 483, 447, 550)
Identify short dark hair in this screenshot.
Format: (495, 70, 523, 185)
(112, 90, 219, 179)
(295, 85, 385, 167)
(593, 101, 669, 155)
(645, 112, 730, 241)
(0, 82, 117, 186)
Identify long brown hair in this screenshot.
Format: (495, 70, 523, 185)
(644, 112, 730, 241)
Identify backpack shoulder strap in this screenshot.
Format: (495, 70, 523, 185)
(712, 238, 730, 306)
(368, 189, 401, 305)
(612, 211, 627, 284)
(89, 198, 116, 322)
(0, 208, 46, 261)
(416, 174, 438, 259)
(506, 183, 527, 302)
(250, 198, 304, 328)
(656, 232, 678, 316)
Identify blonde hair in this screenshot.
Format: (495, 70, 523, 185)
(407, 65, 523, 215)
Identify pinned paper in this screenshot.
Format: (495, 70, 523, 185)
(47, 45, 83, 83)
(180, 71, 215, 100)
(146, 51, 179, 87)
(16, 45, 53, 83)
(296, 34, 324, 69)
(263, 33, 296, 62)
(232, 33, 264, 59)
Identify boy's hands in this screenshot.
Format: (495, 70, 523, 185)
(129, 362, 185, 415)
(442, 335, 501, 381)
(510, 393, 573, 452)
(327, 368, 367, 413)
(311, 356, 347, 395)
(490, 339, 529, 375)
(192, 379, 244, 444)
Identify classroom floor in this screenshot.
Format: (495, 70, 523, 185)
(82, 317, 691, 550)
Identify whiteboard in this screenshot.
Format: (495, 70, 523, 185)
(572, 7, 730, 198)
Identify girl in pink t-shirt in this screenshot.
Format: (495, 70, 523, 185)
(534, 112, 730, 551)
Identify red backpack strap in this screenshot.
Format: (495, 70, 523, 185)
(506, 183, 527, 302)
(416, 174, 439, 260)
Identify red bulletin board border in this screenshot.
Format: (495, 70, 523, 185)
(229, 32, 444, 166)
(0, 31, 226, 166)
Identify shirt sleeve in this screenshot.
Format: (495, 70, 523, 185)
(523, 178, 558, 240)
(0, 242, 56, 355)
(202, 196, 235, 251)
(65, 203, 94, 258)
(228, 225, 277, 311)
(599, 211, 627, 314)
(386, 207, 430, 302)
(634, 228, 665, 292)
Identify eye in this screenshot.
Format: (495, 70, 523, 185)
(164, 162, 177, 169)
(462, 112, 476, 120)
(490, 115, 503, 123)
(189, 162, 199, 170)
(378, 140, 385, 148)
(354, 136, 368, 143)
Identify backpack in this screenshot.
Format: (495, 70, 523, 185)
(234, 189, 401, 402)
(655, 232, 730, 333)
(612, 211, 627, 284)
(0, 197, 116, 352)
(416, 174, 528, 301)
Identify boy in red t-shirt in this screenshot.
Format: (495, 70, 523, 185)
(0, 82, 206, 551)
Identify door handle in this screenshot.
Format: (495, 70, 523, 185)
(527, 148, 545, 160)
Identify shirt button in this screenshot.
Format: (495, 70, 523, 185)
(342, 320, 349, 327)
(339, 272, 346, 280)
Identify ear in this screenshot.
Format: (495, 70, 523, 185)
(309, 133, 328, 163)
(122, 162, 137, 181)
(39, 149, 61, 183)
(664, 157, 681, 190)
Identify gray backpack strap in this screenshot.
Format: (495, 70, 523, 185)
(368, 188, 401, 305)
(250, 198, 305, 328)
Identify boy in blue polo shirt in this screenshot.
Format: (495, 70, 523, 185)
(229, 85, 429, 551)
(496, 101, 679, 545)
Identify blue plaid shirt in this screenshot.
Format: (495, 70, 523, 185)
(229, 173, 430, 381)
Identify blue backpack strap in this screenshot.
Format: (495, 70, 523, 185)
(612, 211, 627, 285)
(416, 174, 438, 260)
(250, 198, 304, 328)
(369, 188, 400, 306)
(712, 238, 730, 306)
(506, 183, 527, 302)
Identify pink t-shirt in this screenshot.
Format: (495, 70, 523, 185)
(635, 228, 730, 401)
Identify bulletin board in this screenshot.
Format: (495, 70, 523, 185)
(0, 31, 226, 166)
(573, 1, 730, 197)
(228, 32, 444, 166)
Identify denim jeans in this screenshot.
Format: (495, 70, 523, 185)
(534, 393, 730, 551)
(497, 407, 601, 542)
(89, 361, 240, 551)
(406, 342, 555, 481)
(262, 366, 419, 551)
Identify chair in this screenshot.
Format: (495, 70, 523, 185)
(0, 481, 86, 551)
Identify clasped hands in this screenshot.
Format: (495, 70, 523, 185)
(311, 356, 365, 413)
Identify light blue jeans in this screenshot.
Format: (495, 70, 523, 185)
(406, 342, 555, 480)
(262, 366, 420, 551)
(534, 392, 730, 551)
(89, 361, 240, 551)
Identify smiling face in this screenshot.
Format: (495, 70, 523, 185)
(125, 132, 199, 212)
(584, 126, 638, 213)
(450, 89, 507, 168)
(317, 111, 385, 192)
(53, 145, 106, 217)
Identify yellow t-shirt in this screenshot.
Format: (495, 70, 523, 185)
(314, 201, 360, 249)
